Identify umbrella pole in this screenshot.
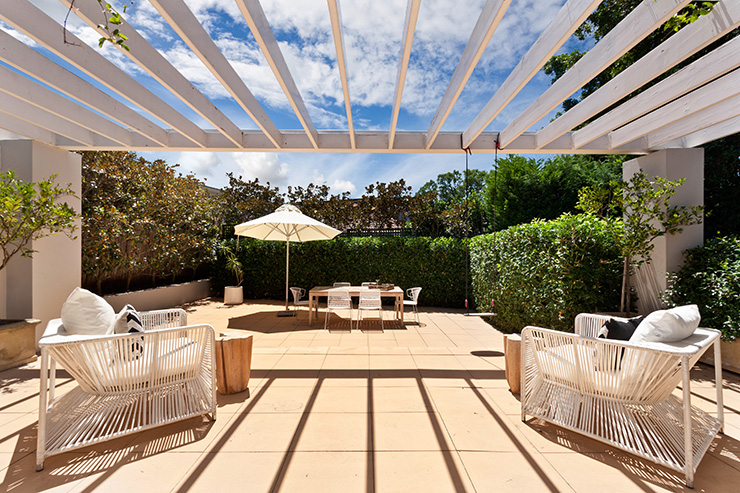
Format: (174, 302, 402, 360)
(277, 239, 295, 316)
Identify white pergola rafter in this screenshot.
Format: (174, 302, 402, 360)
(61, 0, 244, 148)
(537, 0, 740, 149)
(148, 0, 282, 149)
(327, 0, 355, 149)
(235, 0, 319, 149)
(462, 0, 603, 149)
(0, 0, 735, 157)
(425, 0, 511, 149)
(0, 1, 208, 148)
(0, 29, 169, 146)
(389, 0, 421, 150)
(496, 0, 691, 149)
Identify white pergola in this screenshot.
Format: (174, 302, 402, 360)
(0, 0, 738, 155)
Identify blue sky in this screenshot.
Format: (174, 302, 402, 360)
(18, 0, 592, 194)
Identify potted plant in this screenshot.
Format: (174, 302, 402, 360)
(0, 170, 77, 370)
(220, 243, 244, 305)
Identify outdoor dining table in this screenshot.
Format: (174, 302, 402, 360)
(307, 285, 404, 325)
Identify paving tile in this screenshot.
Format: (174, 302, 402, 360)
(373, 412, 450, 452)
(373, 450, 475, 493)
(218, 412, 304, 453)
(438, 411, 524, 453)
(370, 385, 434, 413)
(275, 451, 372, 493)
(311, 385, 369, 413)
(174, 451, 287, 493)
(460, 450, 574, 492)
(294, 413, 370, 451)
(241, 384, 317, 414)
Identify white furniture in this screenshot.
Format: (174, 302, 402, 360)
(36, 309, 216, 471)
(333, 282, 351, 287)
(324, 289, 353, 330)
(361, 282, 374, 287)
(521, 313, 724, 488)
(290, 286, 310, 318)
(398, 287, 422, 324)
(308, 286, 404, 325)
(358, 290, 384, 330)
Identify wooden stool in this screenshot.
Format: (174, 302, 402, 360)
(215, 332, 253, 395)
(504, 334, 521, 394)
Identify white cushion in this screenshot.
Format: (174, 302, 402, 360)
(60, 287, 115, 336)
(630, 305, 700, 343)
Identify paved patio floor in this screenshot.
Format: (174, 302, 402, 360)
(2, 298, 740, 492)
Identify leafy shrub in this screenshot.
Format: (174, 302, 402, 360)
(211, 237, 468, 308)
(664, 236, 740, 341)
(470, 214, 623, 333)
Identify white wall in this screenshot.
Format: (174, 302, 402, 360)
(623, 148, 704, 313)
(0, 139, 81, 344)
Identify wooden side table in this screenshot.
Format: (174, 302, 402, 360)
(504, 334, 521, 394)
(215, 332, 253, 395)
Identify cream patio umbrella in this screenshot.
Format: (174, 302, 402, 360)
(234, 204, 341, 316)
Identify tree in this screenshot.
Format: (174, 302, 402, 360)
(0, 170, 77, 271)
(484, 154, 622, 230)
(577, 172, 704, 314)
(215, 173, 283, 233)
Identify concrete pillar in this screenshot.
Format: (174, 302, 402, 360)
(623, 148, 704, 313)
(0, 138, 81, 345)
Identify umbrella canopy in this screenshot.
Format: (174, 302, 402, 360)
(234, 204, 341, 314)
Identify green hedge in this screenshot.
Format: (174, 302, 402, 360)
(211, 237, 468, 308)
(470, 214, 623, 333)
(664, 236, 740, 341)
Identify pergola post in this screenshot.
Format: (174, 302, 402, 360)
(622, 148, 704, 314)
(0, 134, 81, 347)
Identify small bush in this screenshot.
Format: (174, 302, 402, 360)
(664, 236, 740, 341)
(211, 237, 468, 308)
(471, 214, 623, 333)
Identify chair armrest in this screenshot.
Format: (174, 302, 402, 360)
(140, 308, 187, 330)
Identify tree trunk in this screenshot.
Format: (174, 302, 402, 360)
(621, 256, 630, 316)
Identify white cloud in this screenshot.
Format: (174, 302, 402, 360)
(232, 152, 290, 186)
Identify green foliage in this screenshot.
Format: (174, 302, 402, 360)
(211, 237, 468, 308)
(664, 2, 718, 32)
(81, 151, 219, 293)
(703, 133, 740, 237)
(219, 243, 243, 287)
(578, 172, 704, 313)
(95, 1, 134, 51)
(418, 170, 489, 237)
(470, 214, 623, 334)
(663, 236, 740, 341)
(0, 170, 78, 271)
(484, 154, 622, 230)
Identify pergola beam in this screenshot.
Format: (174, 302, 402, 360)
(425, 0, 511, 149)
(148, 0, 281, 148)
(235, 0, 319, 149)
(573, 34, 740, 149)
(658, 114, 740, 149)
(0, 1, 208, 148)
(0, 65, 139, 147)
(609, 69, 740, 149)
(61, 0, 244, 148)
(0, 92, 112, 147)
(537, 0, 740, 149)
(628, 90, 740, 150)
(0, 112, 70, 147)
(0, 29, 169, 146)
(462, 0, 603, 149)
(327, 0, 355, 149)
(497, 0, 690, 149)
(389, 0, 421, 149)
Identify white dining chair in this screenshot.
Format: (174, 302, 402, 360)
(325, 289, 353, 330)
(358, 289, 383, 330)
(361, 282, 374, 287)
(399, 287, 422, 324)
(290, 287, 310, 319)
(333, 282, 351, 287)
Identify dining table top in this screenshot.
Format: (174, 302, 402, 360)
(308, 285, 403, 295)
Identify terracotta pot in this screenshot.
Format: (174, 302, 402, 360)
(0, 318, 40, 371)
(224, 286, 243, 305)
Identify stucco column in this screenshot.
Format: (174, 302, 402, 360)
(0, 137, 81, 345)
(623, 148, 704, 314)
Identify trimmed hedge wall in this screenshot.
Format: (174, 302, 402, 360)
(211, 237, 468, 308)
(664, 236, 740, 341)
(470, 214, 623, 333)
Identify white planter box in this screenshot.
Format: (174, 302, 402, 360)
(224, 286, 244, 305)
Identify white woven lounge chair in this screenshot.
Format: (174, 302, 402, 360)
(36, 308, 216, 471)
(521, 313, 724, 488)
